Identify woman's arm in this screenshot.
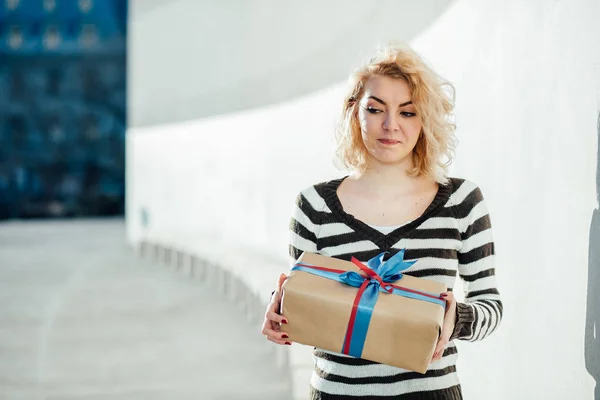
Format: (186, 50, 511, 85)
(288, 189, 320, 263)
(450, 184, 503, 342)
(261, 188, 321, 344)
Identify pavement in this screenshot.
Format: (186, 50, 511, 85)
(0, 219, 292, 400)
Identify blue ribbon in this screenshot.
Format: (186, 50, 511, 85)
(291, 249, 445, 358)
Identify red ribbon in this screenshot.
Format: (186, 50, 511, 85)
(343, 279, 370, 355)
(351, 257, 395, 293)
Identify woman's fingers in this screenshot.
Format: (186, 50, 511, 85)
(266, 335, 292, 345)
(266, 310, 288, 325)
(261, 325, 292, 345)
(434, 336, 448, 358)
(440, 292, 457, 340)
(276, 273, 287, 292)
(431, 291, 456, 364)
(432, 336, 446, 362)
(441, 291, 455, 303)
(261, 274, 292, 345)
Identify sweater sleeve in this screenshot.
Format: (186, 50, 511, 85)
(288, 189, 320, 267)
(450, 184, 503, 342)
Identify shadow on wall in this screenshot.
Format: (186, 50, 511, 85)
(586, 112, 600, 400)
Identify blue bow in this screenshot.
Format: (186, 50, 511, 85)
(339, 249, 417, 293)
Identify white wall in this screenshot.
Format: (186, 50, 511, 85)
(410, 2, 600, 398)
(127, 0, 453, 126)
(127, 1, 600, 398)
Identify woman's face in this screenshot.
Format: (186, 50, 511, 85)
(357, 75, 422, 167)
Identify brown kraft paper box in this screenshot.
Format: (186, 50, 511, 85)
(280, 251, 447, 374)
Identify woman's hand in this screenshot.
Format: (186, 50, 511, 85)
(431, 291, 457, 363)
(261, 273, 292, 345)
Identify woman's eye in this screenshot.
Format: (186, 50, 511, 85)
(400, 111, 416, 117)
(366, 107, 381, 114)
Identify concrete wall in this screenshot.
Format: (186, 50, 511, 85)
(127, 0, 453, 126)
(127, 1, 600, 398)
(408, 1, 600, 398)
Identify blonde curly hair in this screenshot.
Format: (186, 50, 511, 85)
(335, 43, 457, 185)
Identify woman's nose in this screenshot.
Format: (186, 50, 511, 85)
(383, 114, 400, 131)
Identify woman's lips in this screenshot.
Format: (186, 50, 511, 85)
(378, 139, 400, 145)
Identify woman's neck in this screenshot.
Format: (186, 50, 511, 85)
(349, 161, 433, 199)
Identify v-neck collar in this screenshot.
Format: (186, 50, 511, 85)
(322, 175, 453, 250)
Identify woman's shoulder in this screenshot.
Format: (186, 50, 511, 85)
(295, 175, 347, 198)
(446, 176, 488, 211)
(446, 176, 484, 194)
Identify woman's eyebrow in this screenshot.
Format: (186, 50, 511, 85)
(368, 96, 413, 107)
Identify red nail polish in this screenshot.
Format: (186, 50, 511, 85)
(282, 334, 289, 339)
(285, 342, 292, 345)
(281, 319, 288, 324)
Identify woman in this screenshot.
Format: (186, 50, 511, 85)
(261, 43, 502, 399)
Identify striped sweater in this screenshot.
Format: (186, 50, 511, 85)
(288, 176, 502, 399)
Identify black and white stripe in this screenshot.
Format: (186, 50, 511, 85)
(288, 176, 502, 398)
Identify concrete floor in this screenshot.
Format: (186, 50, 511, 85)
(0, 219, 292, 400)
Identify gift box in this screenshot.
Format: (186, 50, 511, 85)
(280, 250, 447, 373)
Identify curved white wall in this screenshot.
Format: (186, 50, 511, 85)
(128, 0, 453, 125)
(410, 1, 600, 398)
(127, 1, 600, 398)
